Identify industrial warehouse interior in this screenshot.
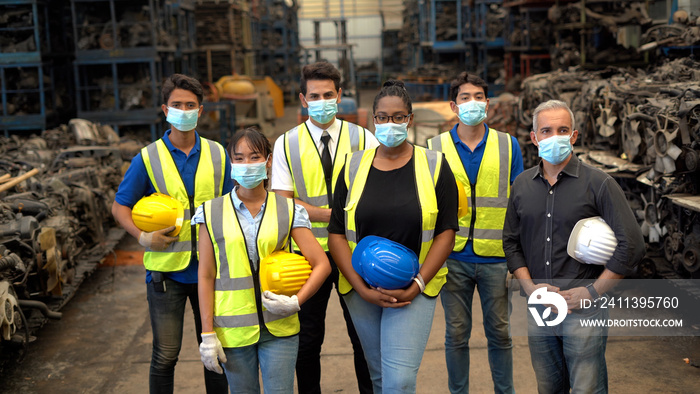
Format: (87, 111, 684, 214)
(1, 0, 700, 393)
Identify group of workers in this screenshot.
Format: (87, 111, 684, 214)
(112, 62, 645, 394)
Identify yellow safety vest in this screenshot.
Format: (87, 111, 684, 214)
(202, 192, 299, 348)
(141, 137, 226, 272)
(427, 128, 512, 256)
(283, 120, 367, 250)
(338, 146, 447, 297)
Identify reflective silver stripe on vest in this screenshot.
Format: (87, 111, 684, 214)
(347, 151, 364, 191)
(287, 126, 308, 200)
(345, 151, 365, 244)
(275, 194, 291, 250)
(287, 127, 329, 206)
(474, 196, 509, 209)
(425, 149, 439, 183)
(263, 310, 295, 322)
(422, 149, 439, 243)
(207, 141, 224, 197)
(312, 227, 328, 238)
(429, 136, 443, 152)
(347, 122, 360, 151)
(473, 228, 504, 240)
(214, 313, 259, 328)
(457, 226, 470, 237)
(346, 229, 357, 244)
(146, 143, 169, 194)
(496, 131, 509, 201)
(210, 197, 233, 283)
(215, 276, 255, 291)
(422, 229, 435, 243)
(147, 239, 191, 253)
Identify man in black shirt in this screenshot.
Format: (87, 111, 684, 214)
(503, 100, 645, 393)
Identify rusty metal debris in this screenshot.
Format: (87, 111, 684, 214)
(0, 119, 137, 361)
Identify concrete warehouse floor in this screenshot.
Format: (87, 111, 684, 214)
(2, 90, 700, 393)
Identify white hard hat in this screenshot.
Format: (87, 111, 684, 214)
(567, 216, 618, 265)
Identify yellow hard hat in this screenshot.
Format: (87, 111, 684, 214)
(455, 179, 469, 218)
(131, 193, 184, 236)
(259, 251, 312, 296)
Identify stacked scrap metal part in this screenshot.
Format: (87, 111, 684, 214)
(0, 119, 142, 360)
(516, 58, 700, 278)
(548, 1, 653, 68)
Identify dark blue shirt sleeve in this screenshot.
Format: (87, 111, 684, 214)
(510, 135, 524, 184)
(222, 150, 234, 194)
(114, 153, 155, 208)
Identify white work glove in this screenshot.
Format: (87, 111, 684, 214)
(262, 291, 301, 317)
(138, 226, 178, 251)
(199, 332, 227, 374)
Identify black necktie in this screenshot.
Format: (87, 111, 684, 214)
(320, 132, 333, 203)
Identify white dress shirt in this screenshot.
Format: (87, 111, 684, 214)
(271, 118, 379, 192)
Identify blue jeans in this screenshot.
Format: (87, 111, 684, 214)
(343, 290, 437, 394)
(147, 276, 228, 394)
(441, 260, 514, 394)
(527, 303, 609, 393)
(222, 328, 299, 394)
(296, 252, 372, 394)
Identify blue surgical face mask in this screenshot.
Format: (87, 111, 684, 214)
(375, 122, 409, 148)
(166, 107, 199, 131)
(536, 134, 573, 165)
(230, 159, 268, 189)
(307, 98, 338, 124)
(457, 100, 487, 126)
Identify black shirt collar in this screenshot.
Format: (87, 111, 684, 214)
(533, 153, 581, 180)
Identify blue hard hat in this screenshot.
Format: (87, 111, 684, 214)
(351, 235, 419, 290)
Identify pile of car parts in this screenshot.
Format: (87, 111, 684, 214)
(516, 57, 700, 280)
(0, 119, 135, 362)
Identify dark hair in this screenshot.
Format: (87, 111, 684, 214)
(300, 62, 341, 95)
(227, 127, 272, 188)
(449, 72, 488, 102)
(372, 80, 412, 114)
(162, 74, 204, 105)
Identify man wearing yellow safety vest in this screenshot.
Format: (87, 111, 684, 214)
(427, 72, 524, 394)
(271, 61, 378, 394)
(112, 74, 232, 394)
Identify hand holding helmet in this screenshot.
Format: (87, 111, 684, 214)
(262, 291, 300, 316)
(352, 235, 420, 290)
(138, 226, 178, 251)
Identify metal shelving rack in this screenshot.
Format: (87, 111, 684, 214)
(413, 0, 473, 68)
(470, 0, 506, 96)
(70, 0, 183, 140)
(168, 0, 197, 76)
(0, 0, 69, 135)
(252, 0, 299, 101)
(195, 0, 253, 83)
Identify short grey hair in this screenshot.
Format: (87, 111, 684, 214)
(532, 100, 575, 133)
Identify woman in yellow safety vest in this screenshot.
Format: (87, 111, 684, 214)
(193, 127, 331, 393)
(327, 80, 459, 393)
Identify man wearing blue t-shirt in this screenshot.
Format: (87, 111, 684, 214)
(427, 72, 523, 394)
(112, 74, 232, 394)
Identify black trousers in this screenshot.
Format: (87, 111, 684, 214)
(296, 252, 373, 394)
